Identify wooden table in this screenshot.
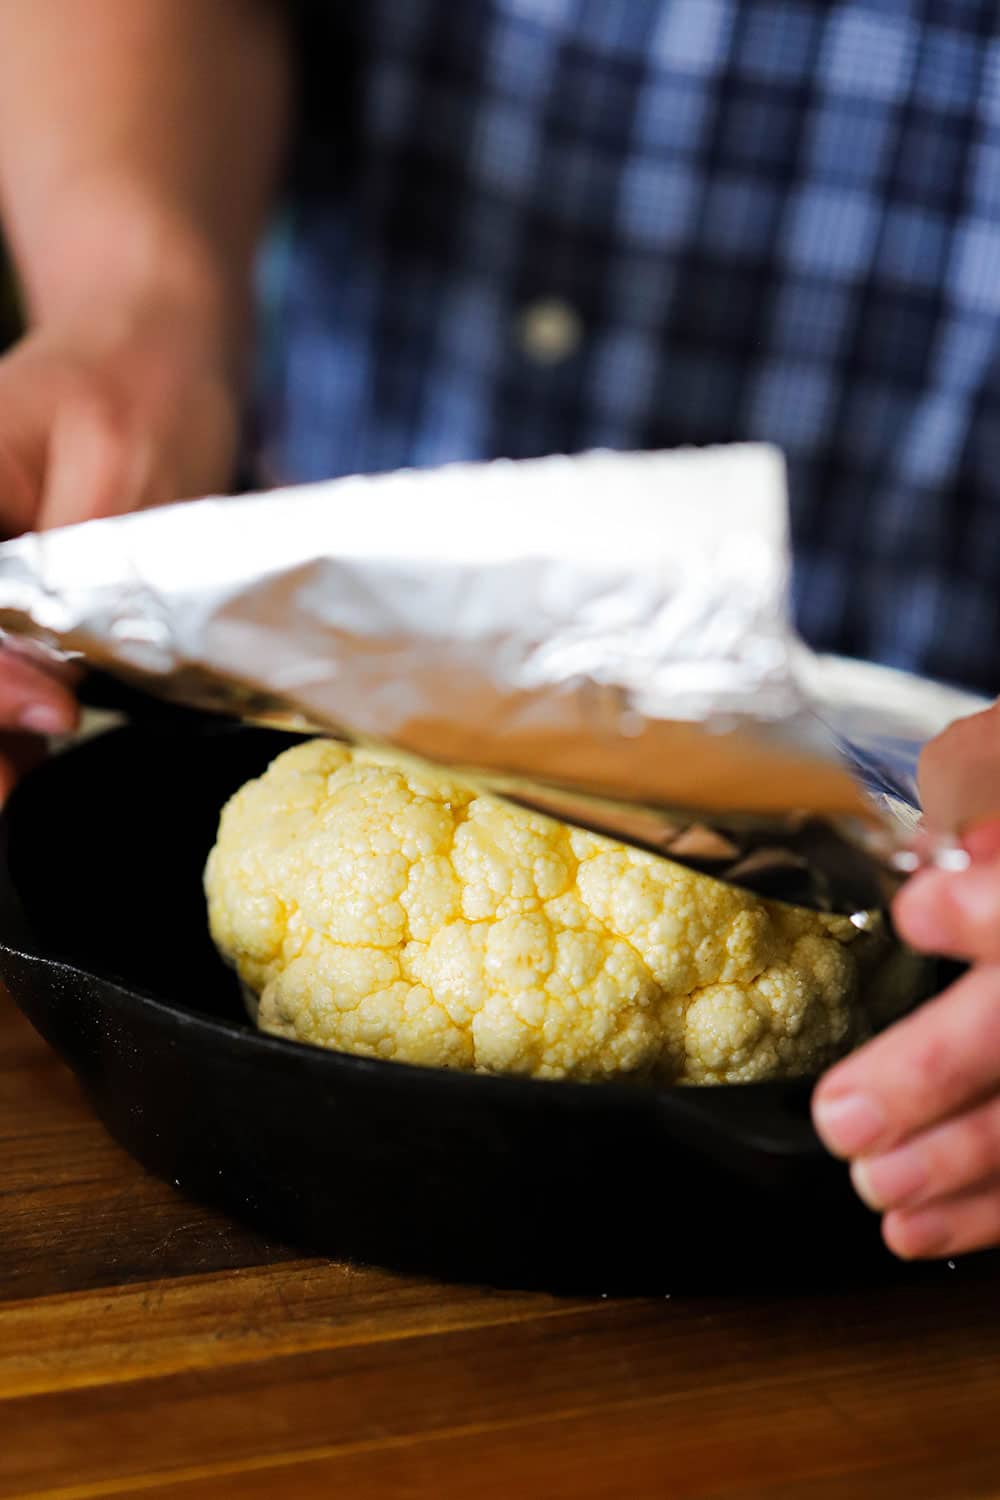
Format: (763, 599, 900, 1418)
(3, 988, 1000, 1500)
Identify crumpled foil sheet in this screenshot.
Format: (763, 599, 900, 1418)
(0, 446, 984, 874)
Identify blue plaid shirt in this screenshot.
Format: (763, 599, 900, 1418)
(255, 0, 1000, 696)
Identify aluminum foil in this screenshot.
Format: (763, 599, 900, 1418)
(0, 445, 984, 883)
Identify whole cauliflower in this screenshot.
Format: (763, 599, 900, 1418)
(205, 739, 889, 1084)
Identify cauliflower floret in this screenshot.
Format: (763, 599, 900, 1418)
(204, 739, 886, 1083)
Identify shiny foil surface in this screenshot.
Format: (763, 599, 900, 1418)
(0, 446, 984, 868)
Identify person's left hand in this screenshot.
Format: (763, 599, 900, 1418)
(812, 699, 1000, 1259)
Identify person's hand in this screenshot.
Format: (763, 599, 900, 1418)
(813, 699, 1000, 1259)
(0, 307, 238, 535)
(0, 302, 239, 779)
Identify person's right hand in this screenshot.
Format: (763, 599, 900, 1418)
(0, 302, 240, 785)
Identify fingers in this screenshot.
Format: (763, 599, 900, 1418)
(39, 387, 155, 531)
(815, 966, 1000, 1261)
(882, 1178, 1000, 1260)
(813, 964, 1000, 1159)
(893, 859, 1000, 962)
(0, 325, 234, 537)
(0, 648, 78, 736)
(851, 1094, 1000, 1216)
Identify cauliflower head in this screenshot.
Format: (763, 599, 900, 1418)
(204, 739, 887, 1084)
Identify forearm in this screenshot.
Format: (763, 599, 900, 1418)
(0, 0, 291, 373)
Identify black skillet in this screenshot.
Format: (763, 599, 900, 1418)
(0, 708, 966, 1294)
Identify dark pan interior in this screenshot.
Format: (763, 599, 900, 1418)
(0, 720, 968, 1293)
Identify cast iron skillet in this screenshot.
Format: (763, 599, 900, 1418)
(0, 716, 956, 1293)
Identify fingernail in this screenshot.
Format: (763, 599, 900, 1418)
(885, 1208, 950, 1261)
(851, 1145, 927, 1212)
(18, 703, 70, 736)
(813, 1094, 886, 1157)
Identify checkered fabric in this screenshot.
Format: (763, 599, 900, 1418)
(255, 0, 1000, 695)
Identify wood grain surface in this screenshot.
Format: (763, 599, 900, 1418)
(3, 987, 1000, 1500)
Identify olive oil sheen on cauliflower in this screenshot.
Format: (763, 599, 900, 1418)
(205, 739, 885, 1083)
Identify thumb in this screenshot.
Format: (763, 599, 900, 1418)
(39, 391, 152, 531)
(918, 701, 1000, 836)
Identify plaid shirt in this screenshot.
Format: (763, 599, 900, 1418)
(256, 0, 1000, 696)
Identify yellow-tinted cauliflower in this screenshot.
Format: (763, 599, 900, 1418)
(205, 740, 887, 1083)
